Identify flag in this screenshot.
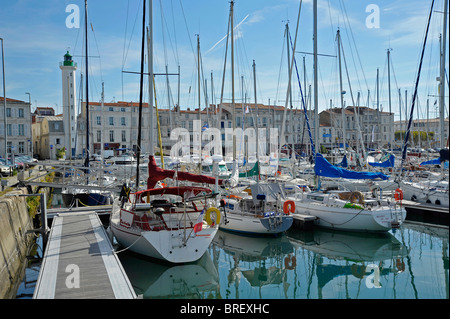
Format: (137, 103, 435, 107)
(245, 105, 250, 113)
(202, 122, 209, 132)
(194, 209, 205, 233)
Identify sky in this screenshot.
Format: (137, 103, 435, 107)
(0, 0, 448, 123)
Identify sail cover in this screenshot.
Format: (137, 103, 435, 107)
(368, 154, 395, 168)
(315, 153, 389, 180)
(335, 155, 348, 168)
(420, 158, 441, 166)
(147, 155, 222, 188)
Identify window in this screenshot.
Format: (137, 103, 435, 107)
(96, 116, 101, 125)
(19, 142, 25, 153)
(18, 124, 25, 136)
(121, 130, 126, 142)
(18, 108, 24, 118)
(56, 138, 61, 145)
(109, 130, 114, 142)
(109, 117, 114, 126)
(6, 124, 12, 136)
(97, 130, 101, 142)
(121, 117, 126, 126)
(109, 107, 114, 112)
(6, 108, 11, 117)
(120, 107, 126, 112)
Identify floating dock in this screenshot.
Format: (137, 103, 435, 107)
(292, 213, 317, 230)
(402, 200, 449, 226)
(33, 211, 136, 299)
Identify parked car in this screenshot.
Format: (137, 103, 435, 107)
(0, 164, 12, 176)
(8, 157, 26, 170)
(0, 158, 18, 170)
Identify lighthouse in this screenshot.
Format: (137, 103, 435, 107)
(59, 51, 77, 159)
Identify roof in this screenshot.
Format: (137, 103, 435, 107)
(83, 100, 288, 114)
(0, 97, 27, 103)
(323, 106, 394, 115)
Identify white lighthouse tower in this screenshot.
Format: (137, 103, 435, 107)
(59, 51, 77, 159)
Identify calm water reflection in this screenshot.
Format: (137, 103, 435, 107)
(118, 224, 449, 299)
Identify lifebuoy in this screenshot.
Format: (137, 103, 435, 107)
(396, 259, 405, 272)
(205, 207, 221, 226)
(283, 200, 295, 215)
(394, 188, 403, 201)
(284, 255, 296, 269)
(226, 194, 242, 200)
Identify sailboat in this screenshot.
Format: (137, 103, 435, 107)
(109, 0, 220, 263)
(61, 1, 114, 208)
(398, 0, 449, 209)
(286, 4, 406, 232)
(291, 154, 406, 232)
(215, 3, 293, 235)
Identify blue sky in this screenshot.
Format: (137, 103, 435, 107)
(0, 0, 448, 122)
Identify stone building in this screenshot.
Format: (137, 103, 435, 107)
(0, 97, 32, 158)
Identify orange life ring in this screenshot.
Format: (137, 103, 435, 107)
(226, 194, 242, 200)
(396, 259, 405, 272)
(284, 255, 296, 269)
(394, 188, 403, 201)
(283, 200, 295, 215)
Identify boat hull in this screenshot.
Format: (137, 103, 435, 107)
(62, 191, 111, 207)
(401, 181, 449, 208)
(219, 213, 293, 235)
(62, 192, 89, 207)
(110, 219, 218, 263)
(293, 201, 406, 232)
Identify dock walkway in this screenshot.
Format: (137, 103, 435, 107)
(33, 212, 136, 299)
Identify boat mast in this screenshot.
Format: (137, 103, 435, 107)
(313, 0, 319, 154)
(253, 60, 260, 187)
(84, 0, 90, 170)
(376, 68, 380, 149)
(280, 3, 301, 159)
(387, 48, 392, 151)
(337, 29, 346, 152)
(135, 0, 146, 189)
(231, 0, 236, 166)
(197, 34, 202, 169)
(439, 0, 448, 149)
(148, 0, 154, 157)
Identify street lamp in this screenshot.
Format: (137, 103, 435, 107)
(1, 38, 7, 161)
(26, 92, 33, 156)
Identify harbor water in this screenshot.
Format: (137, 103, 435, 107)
(15, 191, 448, 299)
(117, 224, 448, 299)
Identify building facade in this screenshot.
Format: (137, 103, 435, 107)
(394, 117, 449, 149)
(75, 101, 315, 158)
(319, 106, 395, 150)
(0, 97, 32, 158)
(38, 116, 65, 160)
